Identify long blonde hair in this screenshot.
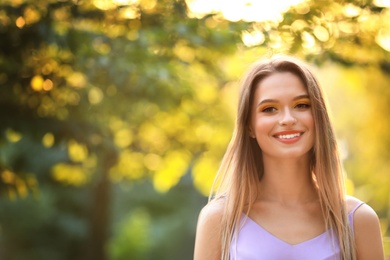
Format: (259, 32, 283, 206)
(210, 56, 355, 260)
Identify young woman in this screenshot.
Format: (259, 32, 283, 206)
(194, 56, 384, 260)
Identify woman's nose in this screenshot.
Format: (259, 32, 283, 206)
(279, 108, 297, 125)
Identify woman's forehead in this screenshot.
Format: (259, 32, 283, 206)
(253, 72, 307, 99)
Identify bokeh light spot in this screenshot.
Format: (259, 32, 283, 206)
(114, 128, 133, 148)
(376, 28, 390, 52)
(88, 87, 104, 104)
(6, 128, 22, 143)
(66, 72, 87, 88)
(68, 140, 88, 162)
(42, 133, 55, 148)
(153, 150, 190, 193)
(43, 79, 54, 91)
(15, 16, 25, 28)
(313, 25, 330, 42)
(242, 30, 265, 47)
(52, 163, 89, 185)
(31, 75, 44, 91)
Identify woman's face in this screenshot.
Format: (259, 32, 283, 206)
(249, 72, 315, 161)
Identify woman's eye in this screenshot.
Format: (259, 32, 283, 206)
(262, 107, 277, 113)
(295, 103, 310, 109)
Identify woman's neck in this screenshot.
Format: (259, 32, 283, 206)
(257, 156, 318, 205)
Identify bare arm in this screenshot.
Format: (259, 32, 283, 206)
(194, 201, 224, 260)
(353, 203, 384, 260)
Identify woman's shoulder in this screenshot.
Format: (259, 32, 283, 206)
(345, 195, 384, 259)
(345, 195, 377, 217)
(194, 198, 226, 260)
(346, 195, 363, 213)
(197, 198, 226, 226)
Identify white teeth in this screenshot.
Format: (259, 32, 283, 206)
(277, 133, 301, 139)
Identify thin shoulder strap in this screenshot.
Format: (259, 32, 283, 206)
(348, 201, 365, 233)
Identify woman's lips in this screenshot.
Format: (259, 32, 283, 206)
(273, 131, 304, 143)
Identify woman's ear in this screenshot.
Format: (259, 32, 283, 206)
(248, 126, 255, 138)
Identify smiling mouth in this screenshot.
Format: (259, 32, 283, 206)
(274, 133, 303, 139)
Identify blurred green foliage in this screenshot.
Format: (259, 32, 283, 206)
(0, 0, 389, 259)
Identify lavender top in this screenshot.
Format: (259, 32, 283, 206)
(230, 201, 364, 260)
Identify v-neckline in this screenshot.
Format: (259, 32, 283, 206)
(243, 214, 330, 247)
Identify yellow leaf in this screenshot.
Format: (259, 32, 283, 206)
(109, 150, 145, 181)
(42, 132, 55, 148)
(66, 72, 86, 88)
(192, 154, 218, 196)
(68, 140, 88, 162)
(52, 163, 89, 185)
(114, 128, 133, 148)
(88, 87, 104, 104)
(6, 128, 22, 142)
(1, 170, 16, 184)
(153, 150, 190, 193)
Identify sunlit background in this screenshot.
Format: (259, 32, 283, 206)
(0, 0, 390, 259)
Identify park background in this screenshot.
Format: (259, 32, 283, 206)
(0, 0, 390, 259)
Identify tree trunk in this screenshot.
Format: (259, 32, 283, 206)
(86, 170, 111, 260)
(86, 143, 117, 260)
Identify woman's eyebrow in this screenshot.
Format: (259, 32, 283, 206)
(257, 99, 277, 107)
(293, 94, 310, 100)
(257, 94, 310, 107)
